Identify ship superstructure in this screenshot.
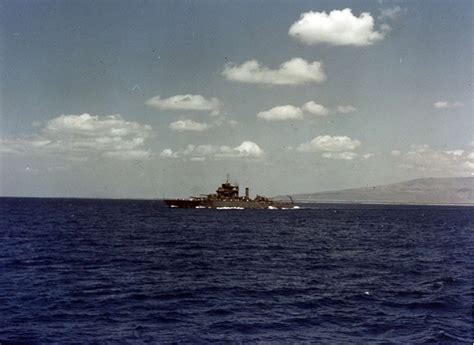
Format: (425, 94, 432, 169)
(164, 177, 294, 209)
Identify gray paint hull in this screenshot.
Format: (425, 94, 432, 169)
(163, 199, 294, 209)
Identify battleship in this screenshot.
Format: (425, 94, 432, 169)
(164, 177, 295, 209)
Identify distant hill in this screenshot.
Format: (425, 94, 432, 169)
(281, 177, 474, 205)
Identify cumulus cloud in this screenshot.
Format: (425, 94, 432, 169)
(444, 150, 464, 157)
(289, 8, 389, 46)
(297, 135, 361, 153)
(222, 58, 326, 86)
(232, 141, 264, 158)
(227, 119, 239, 128)
(322, 152, 358, 160)
(378, 6, 404, 20)
(257, 105, 304, 121)
(393, 145, 474, 176)
(0, 113, 153, 160)
(146, 94, 222, 115)
(336, 105, 357, 113)
(169, 119, 212, 132)
(102, 150, 151, 160)
(433, 101, 464, 109)
(194, 144, 219, 155)
(257, 101, 354, 121)
(160, 141, 264, 161)
(160, 148, 177, 158)
(169, 117, 238, 132)
(302, 101, 329, 116)
(391, 150, 401, 156)
(190, 157, 206, 162)
(44, 114, 150, 138)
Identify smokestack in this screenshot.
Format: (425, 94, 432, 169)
(245, 187, 249, 198)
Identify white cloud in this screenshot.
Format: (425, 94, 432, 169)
(297, 135, 361, 152)
(391, 150, 401, 156)
(182, 144, 195, 156)
(289, 8, 388, 46)
(465, 161, 474, 170)
(336, 105, 357, 113)
(160, 141, 264, 161)
(257, 105, 304, 121)
(222, 58, 326, 86)
(433, 101, 464, 109)
(190, 157, 206, 162)
(169, 119, 212, 132)
(1, 113, 153, 160)
(302, 101, 329, 116)
(146, 94, 222, 115)
(378, 6, 404, 20)
(45, 113, 151, 139)
(322, 152, 358, 160)
(232, 141, 264, 158)
(444, 150, 464, 157)
(160, 149, 177, 158)
(102, 150, 151, 160)
(227, 119, 239, 128)
(363, 153, 375, 159)
(257, 101, 350, 120)
(393, 145, 474, 176)
(194, 144, 219, 155)
(168, 116, 238, 132)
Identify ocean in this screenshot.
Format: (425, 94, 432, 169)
(0, 198, 472, 343)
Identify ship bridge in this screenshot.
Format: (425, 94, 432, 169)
(216, 182, 239, 199)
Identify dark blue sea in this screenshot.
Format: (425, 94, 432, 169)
(0, 198, 473, 344)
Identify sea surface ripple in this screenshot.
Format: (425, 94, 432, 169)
(0, 198, 473, 343)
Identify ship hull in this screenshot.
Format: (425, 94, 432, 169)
(163, 199, 294, 209)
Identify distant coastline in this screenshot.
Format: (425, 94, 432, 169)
(278, 177, 474, 206)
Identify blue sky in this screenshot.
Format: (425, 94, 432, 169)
(0, 0, 472, 198)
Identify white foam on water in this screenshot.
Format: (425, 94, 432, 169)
(216, 207, 245, 210)
(170, 205, 178, 208)
(195, 206, 206, 209)
(267, 206, 278, 209)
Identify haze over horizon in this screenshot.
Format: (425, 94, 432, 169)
(1, 0, 473, 198)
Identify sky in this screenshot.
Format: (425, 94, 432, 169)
(0, 0, 472, 198)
